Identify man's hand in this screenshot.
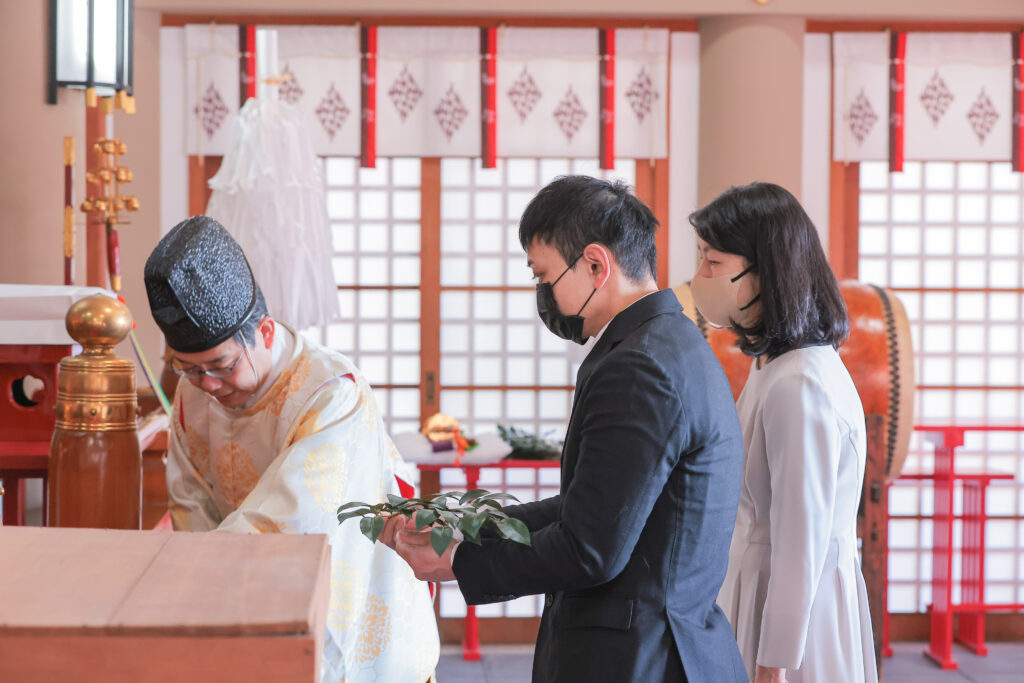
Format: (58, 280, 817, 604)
(753, 665, 786, 683)
(392, 516, 457, 582)
(378, 513, 407, 551)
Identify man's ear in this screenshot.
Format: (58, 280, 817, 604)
(581, 243, 612, 289)
(257, 317, 276, 350)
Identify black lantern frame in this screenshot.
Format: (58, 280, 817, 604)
(47, 0, 134, 105)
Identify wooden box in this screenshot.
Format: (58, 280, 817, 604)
(0, 526, 330, 682)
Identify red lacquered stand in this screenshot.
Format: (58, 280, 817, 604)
(884, 425, 1020, 670)
(418, 459, 561, 661)
(0, 344, 70, 525)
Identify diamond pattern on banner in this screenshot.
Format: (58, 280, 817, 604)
(315, 84, 351, 141)
(279, 64, 303, 105)
(434, 85, 469, 141)
(625, 67, 659, 123)
(185, 23, 241, 155)
(508, 67, 543, 122)
(388, 66, 424, 122)
(920, 71, 955, 125)
(199, 83, 230, 139)
(848, 89, 879, 145)
(554, 87, 588, 142)
(966, 88, 999, 143)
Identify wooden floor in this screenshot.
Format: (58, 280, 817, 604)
(436, 642, 1024, 683)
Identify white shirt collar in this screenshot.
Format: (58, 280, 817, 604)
(591, 290, 659, 345)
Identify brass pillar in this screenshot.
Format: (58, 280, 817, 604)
(48, 294, 141, 529)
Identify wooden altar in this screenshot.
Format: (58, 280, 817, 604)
(0, 526, 330, 682)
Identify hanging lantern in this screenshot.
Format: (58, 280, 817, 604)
(47, 0, 134, 108)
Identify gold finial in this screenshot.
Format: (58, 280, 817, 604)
(65, 294, 132, 351)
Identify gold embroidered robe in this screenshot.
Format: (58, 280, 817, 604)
(167, 326, 439, 682)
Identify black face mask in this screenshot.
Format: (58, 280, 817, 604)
(536, 256, 597, 345)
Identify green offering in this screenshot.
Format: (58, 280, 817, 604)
(497, 424, 563, 461)
(337, 489, 532, 558)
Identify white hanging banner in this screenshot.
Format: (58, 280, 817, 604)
(832, 32, 889, 162)
(615, 28, 669, 159)
(498, 27, 600, 158)
(376, 27, 480, 157)
(185, 24, 240, 156)
(904, 33, 1013, 161)
(276, 26, 361, 157)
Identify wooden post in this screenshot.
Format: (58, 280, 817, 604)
(860, 414, 888, 680)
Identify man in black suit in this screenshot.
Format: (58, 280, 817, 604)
(388, 176, 746, 682)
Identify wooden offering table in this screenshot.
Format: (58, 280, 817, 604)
(0, 526, 330, 682)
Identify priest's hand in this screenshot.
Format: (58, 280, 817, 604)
(393, 517, 457, 582)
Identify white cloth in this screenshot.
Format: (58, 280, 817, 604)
(185, 24, 240, 156)
(377, 27, 482, 157)
(717, 345, 877, 683)
(275, 26, 362, 156)
(904, 32, 1013, 161)
(497, 27, 600, 158)
(615, 28, 669, 159)
(832, 32, 889, 162)
(166, 325, 439, 682)
(206, 98, 340, 331)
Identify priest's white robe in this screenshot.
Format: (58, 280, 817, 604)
(717, 346, 877, 683)
(167, 327, 439, 682)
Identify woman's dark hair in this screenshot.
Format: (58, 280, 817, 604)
(688, 182, 849, 359)
(518, 175, 658, 284)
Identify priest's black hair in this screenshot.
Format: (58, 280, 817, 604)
(518, 175, 659, 285)
(236, 288, 269, 347)
(688, 182, 849, 360)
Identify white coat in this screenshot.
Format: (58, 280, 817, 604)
(717, 345, 878, 683)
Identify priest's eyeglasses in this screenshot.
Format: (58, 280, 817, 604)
(170, 346, 248, 379)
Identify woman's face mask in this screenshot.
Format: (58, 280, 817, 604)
(691, 262, 761, 329)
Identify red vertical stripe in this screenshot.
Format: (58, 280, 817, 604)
(600, 29, 616, 171)
(888, 32, 906, 174)
(1013, 32, 1023, 172)
(245, 25, 258, 101)
(481, 27, 498, 169)
(361, 26, 378, 169)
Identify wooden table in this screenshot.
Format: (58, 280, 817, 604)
(0, 526, 330, 682)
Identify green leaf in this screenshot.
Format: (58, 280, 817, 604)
(459, 489, 489, 505)
(438, 510, 459, 528)
(430, 525, 454, 557)
(369, 515, 386, 543)
(337, 510, 368, 523)
(387, 494, 409, 507)
(495, 517, 531, 546)
(478, 492, 520, 503)
(478, 499, 507, 512)
(359, 516, 374, 542)
(458, 510, 488, 539)
(337, 501, 369, 513)
(414, 508, 439, 530)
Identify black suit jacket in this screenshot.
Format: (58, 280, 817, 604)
(453, 289, 747, 682)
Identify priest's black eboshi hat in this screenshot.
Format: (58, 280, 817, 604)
(144, 215, 259, 353)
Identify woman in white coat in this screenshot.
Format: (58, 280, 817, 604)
(689, 183, 877, 683)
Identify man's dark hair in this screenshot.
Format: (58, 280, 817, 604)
(518, 175, 659, 284)
(236, 287, 269, 346)
(688, 182, 849, 360)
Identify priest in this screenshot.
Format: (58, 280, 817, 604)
(143, 215, 439, 682)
